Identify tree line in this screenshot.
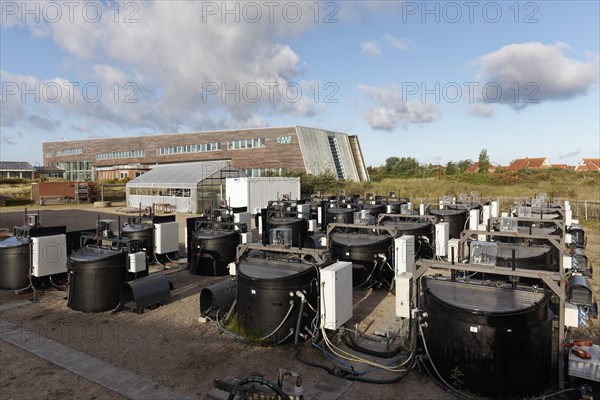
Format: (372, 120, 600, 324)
(368, 149, 491, 180)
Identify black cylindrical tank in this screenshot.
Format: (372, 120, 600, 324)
(420, 277, 552, 399)
(496, 243, 557, 271)
(122, 223, 154, 256)
(381, 220, 434, 259)
(428, 208, 468, 239)
(0, 236, 30, 290)
(67, 246, 128, 312)
(236, 257, 318, 344)
(326, 207, 355, 225)
(190, 229, 239, 276)
(330, 233, 393, 287)
(267, 218, 308, 247)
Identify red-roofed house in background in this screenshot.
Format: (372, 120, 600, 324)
(551, 164, 574, 170)
(507, 157, 552, 171)
(466, 162, 496, 173)
(575, 158, 600, 172)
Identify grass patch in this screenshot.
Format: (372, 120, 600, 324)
(222, 313, 263, 343)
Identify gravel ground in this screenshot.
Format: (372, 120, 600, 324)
(1, 204, 598, 399)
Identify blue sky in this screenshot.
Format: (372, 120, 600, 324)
(1, 1, 598, 167)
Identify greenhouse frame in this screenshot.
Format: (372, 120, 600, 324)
(126, 161, 244, 213)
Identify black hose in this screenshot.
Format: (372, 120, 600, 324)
(341, 329, 405, 359)
(226, 376, 290, 400)
(294, 303, 418, 384)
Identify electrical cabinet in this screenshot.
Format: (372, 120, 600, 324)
(32, 234, 67, 277)
(320, 261, 353, 331)
(128, 252, 147, 273)
(154, 222, 179, 254)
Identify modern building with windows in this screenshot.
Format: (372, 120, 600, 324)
(42, 126, 369, 182)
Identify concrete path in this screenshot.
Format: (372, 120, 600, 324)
(0, 319, 196, 400)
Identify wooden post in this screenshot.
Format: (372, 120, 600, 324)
(585, 200, 588, 221)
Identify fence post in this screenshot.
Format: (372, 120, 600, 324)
(584, 200, 588, 221)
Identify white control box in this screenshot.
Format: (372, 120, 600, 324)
(234, 212, 252, 230)
(491, 201, 499, 218)
(297, 204, 310, 215)
(477, 224, 488, 242)
(435, 222, 449, 257)
(394, 236, 415, 275)
(240, 232, 252, 244)
(154, 222, 179, 254)
(228, 262, 237, 276)
(563, 254, 573, 270)
(469, 209, 480, 231)
(395, 272, 412, 318)
(565, 302, 582, 328)
(565, 209, 572, 227)
(308, 219, 318, 232)
(32, 234, 67, 277)
(320, 261, 353, 331)
(482, 205, 491, 225)
(128, 252, 147, 273)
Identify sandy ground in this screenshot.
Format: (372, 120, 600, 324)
(1, 204, 598, 399)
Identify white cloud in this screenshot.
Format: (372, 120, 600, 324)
(358, 84, 441, 130)
(468, 103, 494, 118)
(558, 149, 583, 160)
(3, 1, 327, 133)
(361, 34, 415, 57)
(361, 41, 382, 57)
(473, 42, 598, 109)
(382, 34, 415, 50)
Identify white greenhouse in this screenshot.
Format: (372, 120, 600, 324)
(126, 161, 243, 213)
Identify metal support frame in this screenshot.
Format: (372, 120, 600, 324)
(235, 243, 329, 264)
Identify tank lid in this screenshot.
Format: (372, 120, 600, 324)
(70, 246, 124, 261)
(328, 208, 354, 213)
(193, 229, 238, 239)
(122, 223, 153, 232)
(382, 221, 430, 230)
(496, 243, 552, 259)
(0, 236, 29, 248)
(425, 278, 547, 314)
(330, 232, 391, 246)
(238, 257, 313, 279)
(428, 208, 467, 216)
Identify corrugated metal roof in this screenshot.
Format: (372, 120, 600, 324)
(0, 161, 34, 170)
(127, 161, 233, 188)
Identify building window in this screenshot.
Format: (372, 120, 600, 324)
(56, 161, 92, 180)
(242, 168, 287, 177)
(227, 138, 266, 150)
(96, 150, 145, 160)
(156, 142, 222, 156)
(45, 152, 53, 157)
(55, 148, 83, 157)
